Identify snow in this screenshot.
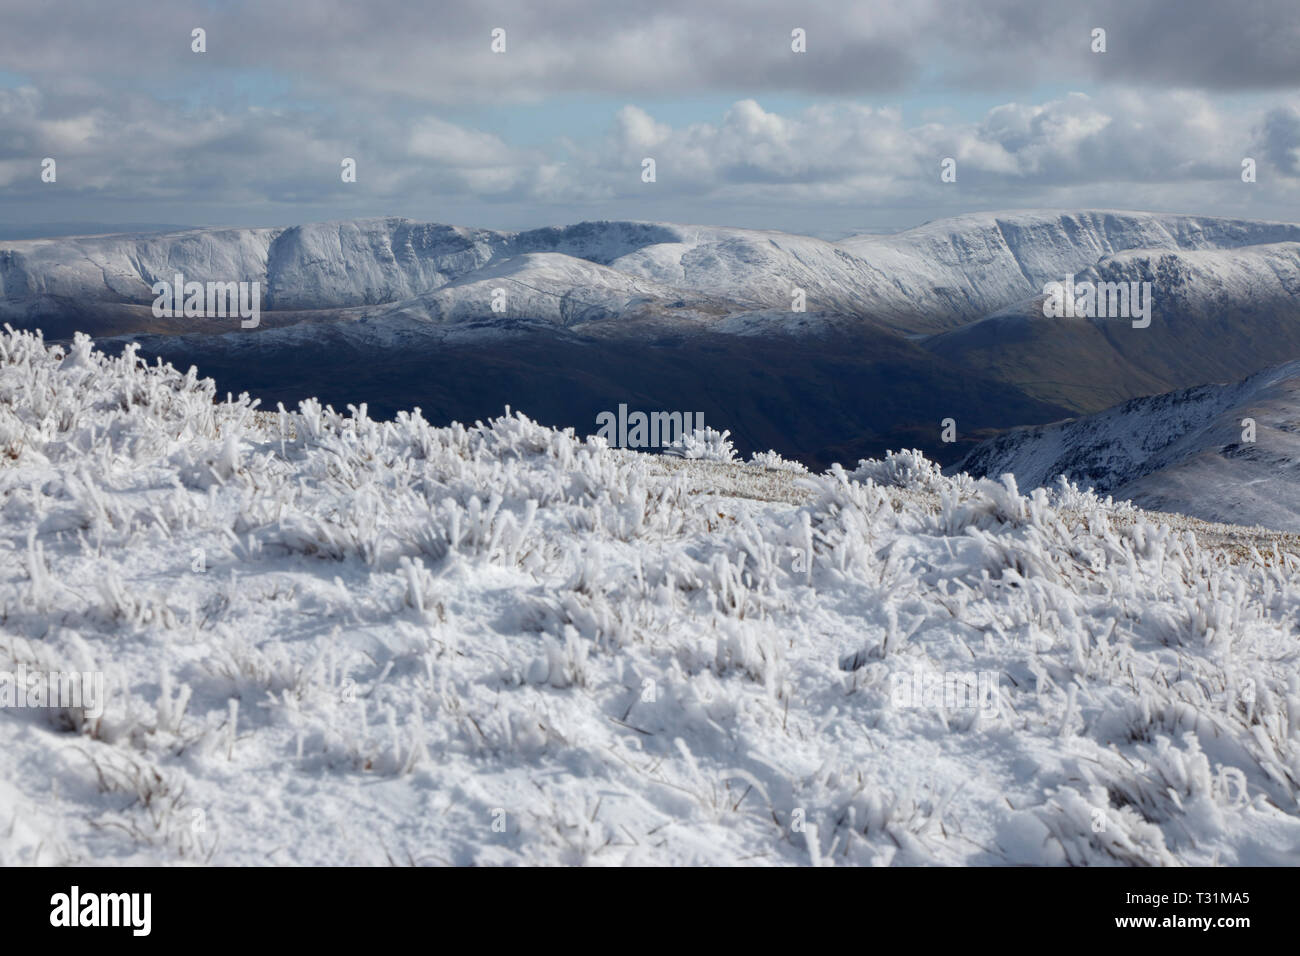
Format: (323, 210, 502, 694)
(361, 252, 731, 327)
(2, 327, 1299, 866)
(961, 239, 1300, 329)
(840, 209, 1300, 325)
(6, 210, 1300, 338)
(959, 360, 1300, 533)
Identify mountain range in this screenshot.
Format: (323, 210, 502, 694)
(5, 209, 1300, 473)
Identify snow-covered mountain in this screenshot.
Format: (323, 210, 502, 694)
(959, 360, 1300, 531)
(842, 209, 1300, 326)
(3, 327, 1299, 866)
(6, 210, 1300, 339)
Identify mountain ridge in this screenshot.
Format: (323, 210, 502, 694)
(7, 209, 1300, 340)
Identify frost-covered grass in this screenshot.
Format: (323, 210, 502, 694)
(1, 327, 1299, 865)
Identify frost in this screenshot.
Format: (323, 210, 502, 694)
(664, 426, 738, 463)
(0, 326, 1298, 866)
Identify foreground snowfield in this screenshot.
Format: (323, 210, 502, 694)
(1, 329, 1299, 866)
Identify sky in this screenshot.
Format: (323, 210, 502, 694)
(1, 0, 1298, 238)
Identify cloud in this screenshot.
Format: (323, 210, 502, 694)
(0, 84, 560, 203)
(3, 65, 1299, 231)
(3, 85, 1297, 211)
(2, 0, 1296, 230)
(1260, 107, 1300, 177)
(614, 106, 671, 152)
(0, 0, 1296, 106)
(576, 92, 1293, 205)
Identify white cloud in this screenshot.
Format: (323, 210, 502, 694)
(614, 106, 671, 151)
(2, 82, 1298, 226)
(408, 117, 519, 167)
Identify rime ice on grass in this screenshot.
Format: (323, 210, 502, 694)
(0, 327, 1298, 866)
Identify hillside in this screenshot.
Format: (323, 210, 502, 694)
(1, 327, 1298, 866)
(959, 360, 1300, 532)
(928, 241, 1300, 413)
(9, 211, 1300, 469)
(111, 311, 1071, 471)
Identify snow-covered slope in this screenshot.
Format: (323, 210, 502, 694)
(2, 328, 1299, 866)
(954, 240, 1300, 331)
(6, 210, 1300, 338)
(841, 209, 1300, 324)
(959, 360, 1300, 531)
(361, 252, 735, 327)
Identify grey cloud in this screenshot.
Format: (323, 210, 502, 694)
(0, 0, 1295, 102)
(1260, 107, 1300, 176)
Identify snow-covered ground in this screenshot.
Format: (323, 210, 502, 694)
(2, 327, 1299, 866)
